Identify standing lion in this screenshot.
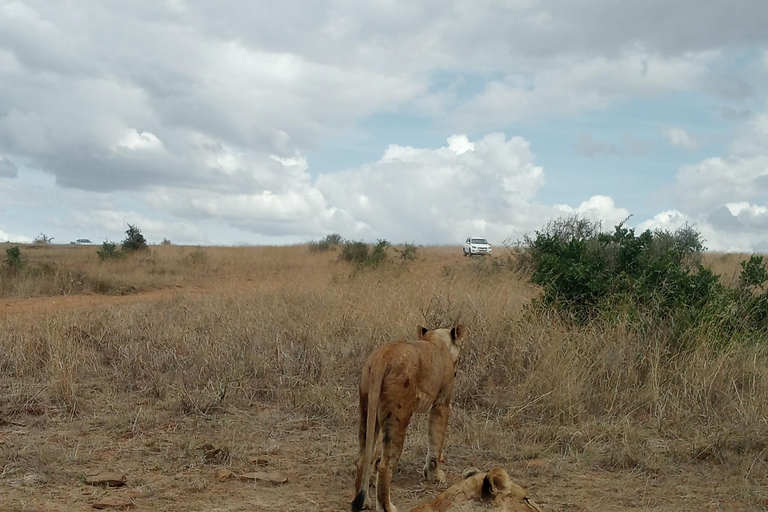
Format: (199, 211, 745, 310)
(352, 324, 468, 512)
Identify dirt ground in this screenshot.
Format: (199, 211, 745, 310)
(2, 289, 766, 512)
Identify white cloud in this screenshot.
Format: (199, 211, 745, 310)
(447, 51, 714, 128)
(554, 195, 631, 229)
(645, 103, 768, 252)
(638, 210, 689, 232)
(638, 207, 768, 253)
(0, 227, 31, 243)
(315, 133, 631, 244)
(675, 155, 768, 212)
(117, 130, 164, 151)
(0, 1, 767, 249)
(662, 126, 699, 150)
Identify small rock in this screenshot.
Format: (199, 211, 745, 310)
(85, 473, 127, 487)
(237, 471, 289, 484)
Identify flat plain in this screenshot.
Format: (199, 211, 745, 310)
(1, 244, 766, 511)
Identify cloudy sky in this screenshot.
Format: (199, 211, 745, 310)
(1, 1, 767, 250)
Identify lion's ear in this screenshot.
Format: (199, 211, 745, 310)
(451, 324, 467, 342)
(481, 467, 511, 499)
(418, 325, 429, 339)
(462, 468, 481, 479)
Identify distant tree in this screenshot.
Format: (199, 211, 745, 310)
(33, 233, 54, 245)
(122, 224, 147, 252)
(5, 245, 24, 269)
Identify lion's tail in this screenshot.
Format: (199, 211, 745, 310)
(352, 364, 385, 512)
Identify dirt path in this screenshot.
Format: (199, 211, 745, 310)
(0, 286, 202, 317)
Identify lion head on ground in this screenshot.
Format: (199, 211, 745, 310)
(409, 467, 544, 512)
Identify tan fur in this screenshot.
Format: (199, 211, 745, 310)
(409, 467, 544, 512)
(352, 325, 468, 512)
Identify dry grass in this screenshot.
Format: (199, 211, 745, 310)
(1, 244, 767, 510)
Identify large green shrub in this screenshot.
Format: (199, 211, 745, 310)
(122, 224, 147, 252)
(523, 216, 768, 346)
(339, 239, 390, 268)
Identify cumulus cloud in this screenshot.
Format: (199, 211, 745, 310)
(662, 126, 699, 150)
(675, 155, 768, 212)
(313, 133, 632, 244)
(1, 1, 763, 194)
(0, 227, 31, 243)
(1, 1, 767, 249)
(649, 105, 768, 251)
(447, 51, 715, 128)
(554, 196, 631, 228)
(639, 207, 768, 253)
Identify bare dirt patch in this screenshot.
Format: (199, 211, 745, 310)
(1, 407, 764, 511)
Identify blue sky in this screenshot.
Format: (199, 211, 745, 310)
(1, 1, 767, 250)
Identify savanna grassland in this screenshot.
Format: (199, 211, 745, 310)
(1, 242, 767, 511)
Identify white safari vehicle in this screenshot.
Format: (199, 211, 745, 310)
(463, 237, 492, 256)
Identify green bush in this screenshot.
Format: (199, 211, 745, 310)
(309, 233, 344, 253)
(339, 239, 390, 268)
(739, 255, 768, 289)
(122, 224, 147, 252)
(5, 246, 24, 270)
(97, 240, 123, 260)
(523, 216, 768, 346)
(339, 240, 369, 264)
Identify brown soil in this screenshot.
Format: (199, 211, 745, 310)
(2, 405, 764, 512)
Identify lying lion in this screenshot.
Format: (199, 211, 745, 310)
(409, 467, 544, 512)
(352, 325, 468, 512)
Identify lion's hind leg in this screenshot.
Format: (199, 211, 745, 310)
(423, 403, 449, 485)
(376, 412, 411, 512)
(354, 395, 381, 511)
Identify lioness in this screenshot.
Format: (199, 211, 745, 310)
(352, 325, 468, 512)
(409, 467, 544, 512)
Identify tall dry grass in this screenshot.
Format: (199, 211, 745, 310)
(1, 244, 767, 478)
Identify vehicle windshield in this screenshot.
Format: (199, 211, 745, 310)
(471, 238, 489, 244)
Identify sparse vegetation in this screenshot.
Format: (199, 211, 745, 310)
(96, 240, 122, 260)
(339, 238, 390, 268)
(309, 233, 344, 253)
(184, 246, 209, 266)
(393, 242, 418, 261)
(33, 233, 54, 245)
(1, 240, 767, 510)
